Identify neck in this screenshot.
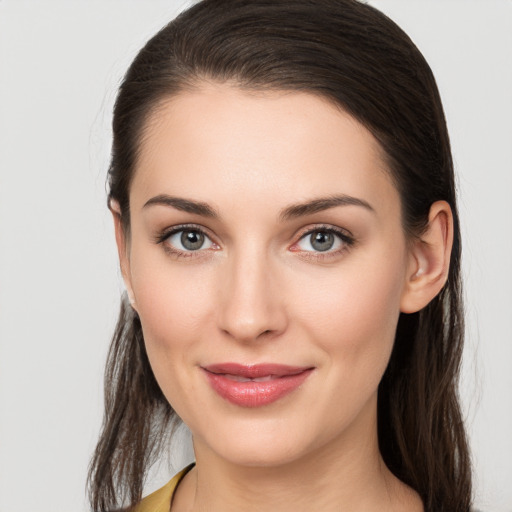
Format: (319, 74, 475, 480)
(172, 396, 423, 512)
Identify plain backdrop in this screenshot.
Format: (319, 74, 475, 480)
(0, 1, 511, 511)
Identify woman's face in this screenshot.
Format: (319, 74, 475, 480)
(120, 84, 416, 467)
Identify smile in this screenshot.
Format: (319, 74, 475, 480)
(201, 363, 315, 408)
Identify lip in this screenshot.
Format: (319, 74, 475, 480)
(201, 363, 314, 408)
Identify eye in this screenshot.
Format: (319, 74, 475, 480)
(300, 231, 338, 252)
(160, 226, 217, 254)
(294, 226, 354, 254)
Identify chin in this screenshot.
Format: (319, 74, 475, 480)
(192, 413, 333, 469)
(209, 441, 308, 468)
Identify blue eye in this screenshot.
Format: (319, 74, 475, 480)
(165, 228, 215, 252)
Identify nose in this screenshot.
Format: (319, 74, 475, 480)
(216, 249, 288, 343)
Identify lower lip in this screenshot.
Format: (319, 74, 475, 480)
(203, 369, 314, 408)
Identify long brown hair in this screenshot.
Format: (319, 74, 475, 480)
(88, 1, 472, 510)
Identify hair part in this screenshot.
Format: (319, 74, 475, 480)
(88, 1, 472, 510)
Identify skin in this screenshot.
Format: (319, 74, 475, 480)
(113, 83, 453, 511)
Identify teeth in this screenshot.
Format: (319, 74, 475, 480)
(252, 375, 274, 382)
(224, 374, 275, 382)
(227, 375, 251, 382)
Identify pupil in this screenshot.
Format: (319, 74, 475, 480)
(311, 231, 334, 252)
(181, 230, 204, 250)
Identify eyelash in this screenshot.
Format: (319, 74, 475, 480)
(155, 223, 355, 261)
(292, 225, 355, 262)
(154, 223, 218, 259)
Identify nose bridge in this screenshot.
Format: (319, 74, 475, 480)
(217, 243, 287, 342)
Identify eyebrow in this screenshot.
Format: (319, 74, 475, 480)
(143, 195, 219, 217)
(278, 194, 375, 221)
(143, 193, 374, 221)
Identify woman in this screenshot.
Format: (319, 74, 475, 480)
(88, 0, 472, 510)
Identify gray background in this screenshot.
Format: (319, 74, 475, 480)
(0, 1, 511, 510)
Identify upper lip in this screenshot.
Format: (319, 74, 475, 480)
(202, 363, 314, 378)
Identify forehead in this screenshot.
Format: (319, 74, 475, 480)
(131, 83, 398, 218)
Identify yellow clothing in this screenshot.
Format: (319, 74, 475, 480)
(133, 464, 194, 512)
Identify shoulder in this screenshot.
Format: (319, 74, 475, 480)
(132, 464, 195, 512)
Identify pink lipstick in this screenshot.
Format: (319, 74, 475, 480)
(202, 363, 314, 407)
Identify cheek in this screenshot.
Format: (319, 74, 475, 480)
(292, 250, 407, 385)
(128, 246, 215, 371)
(129, 251, 218, 418)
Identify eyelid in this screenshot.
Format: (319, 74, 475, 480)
(289, 224, 355, 257)
(294, 224, 354, 244)
(155, 223, 214, 242)
(155, 223, 220, 257)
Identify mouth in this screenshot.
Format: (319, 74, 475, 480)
(201, 363, 315, 408)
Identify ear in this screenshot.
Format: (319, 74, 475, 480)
(110, 200, 137, 311)
(400, 200, 453, 314)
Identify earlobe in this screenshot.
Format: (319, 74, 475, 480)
(400, 201, 453, 314)
(110, 199, 137, 311)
